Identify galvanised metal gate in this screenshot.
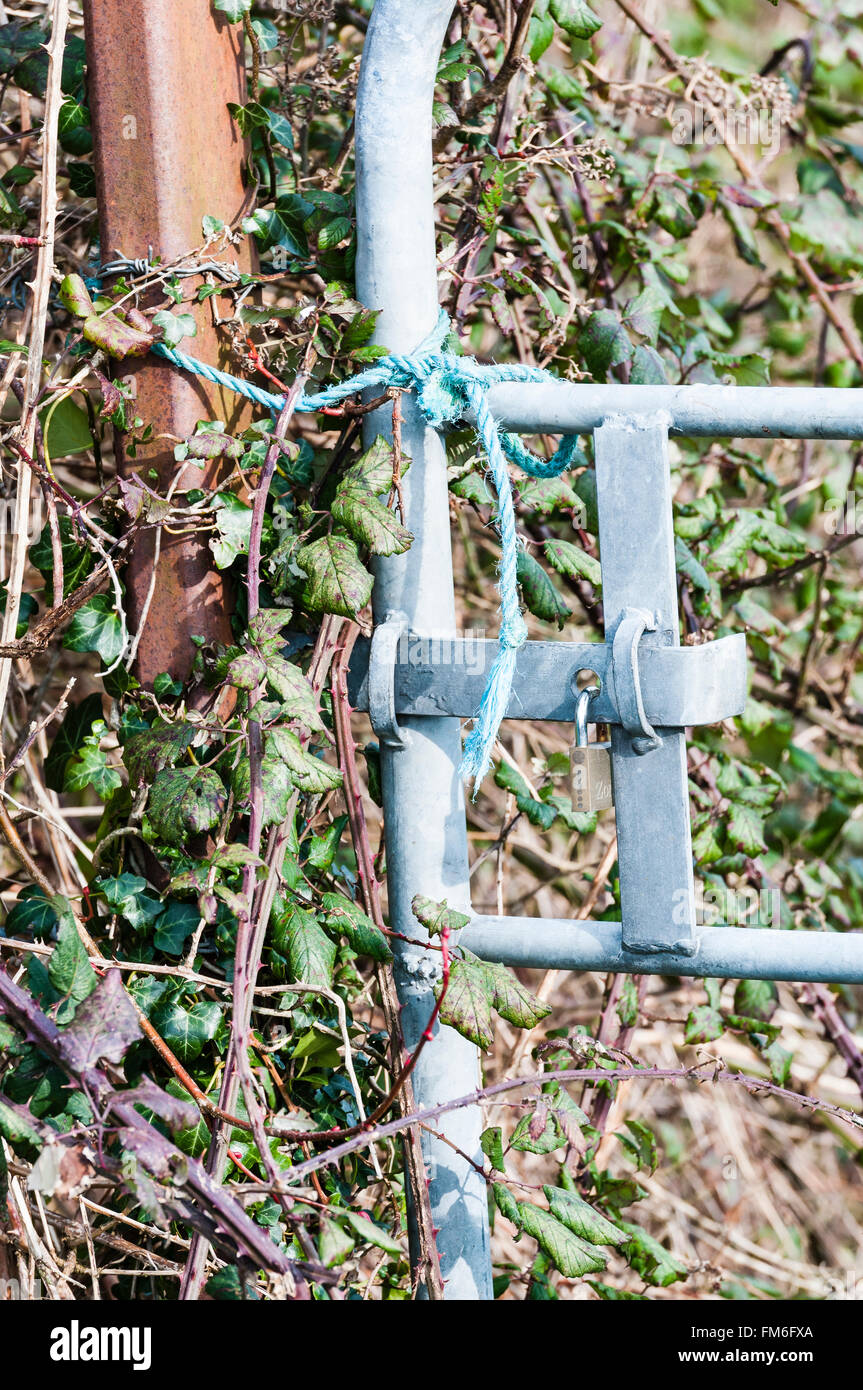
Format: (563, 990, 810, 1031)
(352, 0, 863, 1299)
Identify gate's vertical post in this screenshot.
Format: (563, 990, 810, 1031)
(356, 0, 492, 1299)
(594, 415, 697, 953)
(83, 0, 256, 686)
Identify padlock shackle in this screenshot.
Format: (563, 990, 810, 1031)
(574, 683, 601, 746)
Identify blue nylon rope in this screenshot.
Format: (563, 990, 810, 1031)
(151, 311, 580, 788)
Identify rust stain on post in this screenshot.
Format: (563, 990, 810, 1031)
(83, 0, 256, 686)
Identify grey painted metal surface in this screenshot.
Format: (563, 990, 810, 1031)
(355, 0, 491, 1302)
(594, 417, 696, 955)
(483, 381, 863, 438)
(461, 916, 863, 985)
(349, 631, 747, 725)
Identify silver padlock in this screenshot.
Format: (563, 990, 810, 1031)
(571, 686, 613, 812)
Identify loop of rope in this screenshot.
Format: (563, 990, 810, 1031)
(151, 310, 581, 789)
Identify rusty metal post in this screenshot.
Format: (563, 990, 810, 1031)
(83, 0, 256, 686)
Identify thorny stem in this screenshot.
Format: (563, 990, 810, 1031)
(722, 529, 859, 595)
(0, 962, 306, 1286)
(182, 372, 309, 1299)
(278, 1062, 863, 1189)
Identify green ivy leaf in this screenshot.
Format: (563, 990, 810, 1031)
(44, 692, 104, 792)
(39, 395, 93, 458)
(153, 901, 200, 956)
(64, 722, 122, 798)
(64, 595, 124, 665)
(0, 585, 37, 639)
(31, 516, 95, 600)
(226, 100, 269, 136)
(99, 873, 164, 931)
(242, 194, 312, 258)
(210, 493, 253, 569)
(267, 109, 294, 150)
(214, 0, 253, 20)
(152, 310, 197, 349)
(150, 998, 222, 1065)
(48, 915, 97, 1008)
(5, 886, 60, 938)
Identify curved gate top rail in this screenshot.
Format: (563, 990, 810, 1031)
(354, 0, 863, 1300)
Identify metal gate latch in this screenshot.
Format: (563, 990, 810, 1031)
(350, 411, 748, 965)
(610, 607, 662, 755)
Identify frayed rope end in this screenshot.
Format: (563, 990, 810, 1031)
(458, 644, 520, 797)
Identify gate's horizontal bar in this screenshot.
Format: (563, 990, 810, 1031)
(461, 915, 863, 985)
(348, 633, 747, 726)
(481, 382, 863, 440)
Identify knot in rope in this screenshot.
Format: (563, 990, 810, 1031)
(151, 309, 582, 789)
